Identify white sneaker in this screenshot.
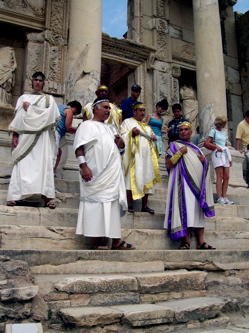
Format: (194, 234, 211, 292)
(223, 197, 234, 205)
(217, 197, 225, 204)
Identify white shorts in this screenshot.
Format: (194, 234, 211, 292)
(211, 150, 230, 168)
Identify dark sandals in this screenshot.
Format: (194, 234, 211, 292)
(197, 242, 216, 250)
(111, 240, 136, 250)
(141, 206, 155, 214)
(93, 240, 109, 250)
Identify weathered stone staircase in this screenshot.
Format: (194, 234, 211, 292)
(1, 157, 249, 332)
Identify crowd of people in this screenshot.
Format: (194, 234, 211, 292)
(6, 73, 249, 250)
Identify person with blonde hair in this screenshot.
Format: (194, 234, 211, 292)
(204, 115, 233, 205)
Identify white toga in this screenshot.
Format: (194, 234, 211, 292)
(74, 120, 127, 238)
(7, 93, 60, 202)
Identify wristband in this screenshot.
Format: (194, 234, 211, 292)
(77, 156, 86, 165)
(170, 151, 183, 165)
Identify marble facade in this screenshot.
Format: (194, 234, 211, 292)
(0, 0, 247, 185)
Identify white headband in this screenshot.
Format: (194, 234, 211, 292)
(92, 99, 109, 110)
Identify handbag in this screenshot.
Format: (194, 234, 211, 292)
(204, 129, 216, 151)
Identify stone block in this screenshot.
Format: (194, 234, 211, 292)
(40, 208, 78, 227)
(48, 300, 71, 311)
(44, 292, 69, 301)
(54, 275, 138, 294)
(54, 179, 80, 193)
(182, 28, 194, 43)
(135, 271, 207, 293)
(0, 207, 40, 226)
(31, 259, 164, 275)
(32, 294, 49, 320)
(60, 306, 122, 327)
(89, 292, 139, 307)
(113, 303, 174, 326)
(53, 192, 79, 209)
(0, 285, 38, 301)
(70, 294, 91, 307)
(165, 297, 226, 323)
(133, 212, 165, 229)
(0, 225, 85, 251)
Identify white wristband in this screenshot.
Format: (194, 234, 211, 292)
(77, 156, 86, 165)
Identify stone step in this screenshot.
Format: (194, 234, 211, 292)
(1, 221, 249, 251)
(35, 270, 207, 309)
(0, 224, 248, 251)
(1, 203, 249, 229)
(59, 296, 228, 328)
(0, 187, 168, 208)
(1, 249, 249, 273)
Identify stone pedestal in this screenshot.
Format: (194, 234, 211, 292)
(58, 134, 79, 181)
(66, 0, 102, 106)
(0, 106, 14, 178)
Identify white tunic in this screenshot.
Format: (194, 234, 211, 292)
(120, 117, 160, 200)
(7, 93, 60, 202)
(74, 120, 127, 238)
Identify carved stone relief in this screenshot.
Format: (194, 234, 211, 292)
(0, 0, 45, 17)
(0, 47, 17, 106)
(156, 28, 168, 61)
(21, 1, 68, 96)
(172, 39, 195, 64)
(153, 70, 171, 109)
(155, 0, 166, 18)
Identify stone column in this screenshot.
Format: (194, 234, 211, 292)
(193, 0, 246, 188)
(66, 0, 102, 106)
(193, 0, 227, 140)
(60, 0, 102, 180)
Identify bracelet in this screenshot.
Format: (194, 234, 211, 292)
(77, 156, 86, 165)
(170, 151, 183, 165)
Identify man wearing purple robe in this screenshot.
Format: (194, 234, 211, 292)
(164, 122, 216, 250)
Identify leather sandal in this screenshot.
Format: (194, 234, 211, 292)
(111, 240, 136, 250)
(197, 242, 216, 250)
(141, 206, 154, 214)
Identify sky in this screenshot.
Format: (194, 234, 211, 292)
(102, 0, 249, 39)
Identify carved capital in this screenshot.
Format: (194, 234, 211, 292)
(45, 30, 65, 46)
(26, 32, 45, 43)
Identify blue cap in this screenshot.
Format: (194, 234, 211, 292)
(131, 84, 142, 91)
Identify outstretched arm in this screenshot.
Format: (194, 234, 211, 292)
(65, 108, 78, 133)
